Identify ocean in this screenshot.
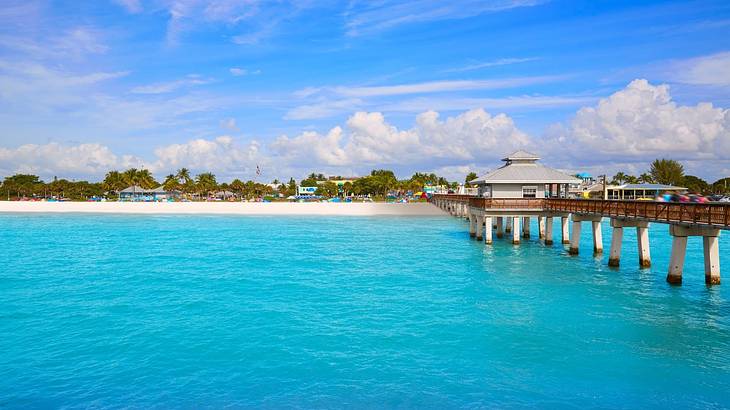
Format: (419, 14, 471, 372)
(1, 213, 728, 408)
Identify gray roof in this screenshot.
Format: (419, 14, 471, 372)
(120, 185, 177, 194)
(472, 153, 581, 185)
(502, 150, 540, 161)
(119, 185, 145, 193)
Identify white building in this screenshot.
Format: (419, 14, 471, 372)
(470, 151, 581, 199)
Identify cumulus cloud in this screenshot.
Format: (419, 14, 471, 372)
(547, 79, 730, 162)
(150, 136, 266, 177)
(0, 143, 141, 179)
(272, 108, 530, 168)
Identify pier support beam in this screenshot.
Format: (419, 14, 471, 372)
(704, 236, 721, 285)
(569, 220, 581, 255)
(522, 217, 530, 238)
(561, 216, 570, 244)
(544, 217, 554, 245)
(608, 224, 623, 267)
(667, 235, 688, 285)
(484, 217, 493, 245)
(468, 213, 476, 237)
(609, 219, 652, 268)
(512, 216, 521, 244)
(476, 215, 484, 241)
(496, 217, 504, 239)
(667, 225, 721, 285)
(538, 216, 545, 239)
(505, 217, 512, 234)
(592, 221, 603, 254)
(570, 214, 603, 255)
(637, 226, 651, 268)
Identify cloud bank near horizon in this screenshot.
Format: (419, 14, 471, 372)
(1, 80, 729, 182)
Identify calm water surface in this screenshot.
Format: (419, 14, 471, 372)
(1, 214, 729, 408)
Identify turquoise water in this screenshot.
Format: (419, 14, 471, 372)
(1, 213, 729, 408)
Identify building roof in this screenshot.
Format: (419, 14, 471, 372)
(119, 185, 145, 193)
(471, 152, 581, 185)
(120, 185, 177, 194)
(501, 150, 540, 161)
(614, 183, 687, 190)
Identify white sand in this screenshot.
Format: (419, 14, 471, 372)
(0, 201, 447, 216)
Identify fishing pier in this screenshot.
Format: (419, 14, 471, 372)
(432, 151, 728, 286)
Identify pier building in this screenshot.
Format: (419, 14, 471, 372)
(432, 152, 728, 286)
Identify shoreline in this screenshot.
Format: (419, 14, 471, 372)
(0, 201, 447, 216)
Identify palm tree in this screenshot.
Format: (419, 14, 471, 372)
(638, 173, 655, 183)
(176, 168, 192, 184)
(163, 174, 180, 193)
(102, 171, 126, 196)
(195, 172, 218, 199)
(122, 168, 140, 187)
(465, 172, 478, 187)
(611, 172, 628, 185)
(650, 159, 684, 186)
(137, 169, 158, 189)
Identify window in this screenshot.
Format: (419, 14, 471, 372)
(522, 186, 537, 198)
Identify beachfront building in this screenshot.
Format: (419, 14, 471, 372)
(119, 185, 180, 201)
(470, 151, 581, 198)
(607, 183, 687, 200)
(297, 186, 317, 197)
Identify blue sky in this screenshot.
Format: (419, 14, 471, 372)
(1, 0, 729, 182)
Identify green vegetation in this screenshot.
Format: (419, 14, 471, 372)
(1, 167, 461, 201)
(649, 158, 685, 186)
(607, 159, 726, 194)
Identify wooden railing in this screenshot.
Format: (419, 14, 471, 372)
(545, 199, 730, 227)
(432, 194, 730, 228)
(468, 197, 546, 209)
(432, 194, 473, 202)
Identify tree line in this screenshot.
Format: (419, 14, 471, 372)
(608, 159, 730, 194)
(0, 168, 458, 200)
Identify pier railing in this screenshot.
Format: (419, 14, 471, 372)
(432, 194, 730, 229)
(545, 199, 730, 228)
(468, 197, 546, 209)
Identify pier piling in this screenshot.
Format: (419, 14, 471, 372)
(667, 225, 721, 285)
(484, 216, 493, 244)
(561, 216, 570, 244)
(512, 216, 521, 244)
(476, 215, 484, 241)
(544, 216, 554, 245)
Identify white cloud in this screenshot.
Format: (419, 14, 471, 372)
(130, 74, 212, 94)
(220, 118, 238, 130)
(344, 0, 547, 36)
(113, 0, 143, 13)
(229, 67, 261, 76)
(273, 108, 530, 168)
(671, 51, 730, 87)
(547, 79, 730, 162)
(150, 136, 266, 177)
(443, 57, 539, 73)
(331, 76, 563, 98)
(0, 143, 141, 179)
(285, 76, 568, 119)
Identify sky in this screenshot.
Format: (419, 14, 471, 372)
(0, 0, 729, 183)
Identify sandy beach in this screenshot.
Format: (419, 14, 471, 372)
(0, 201, 446, 216)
